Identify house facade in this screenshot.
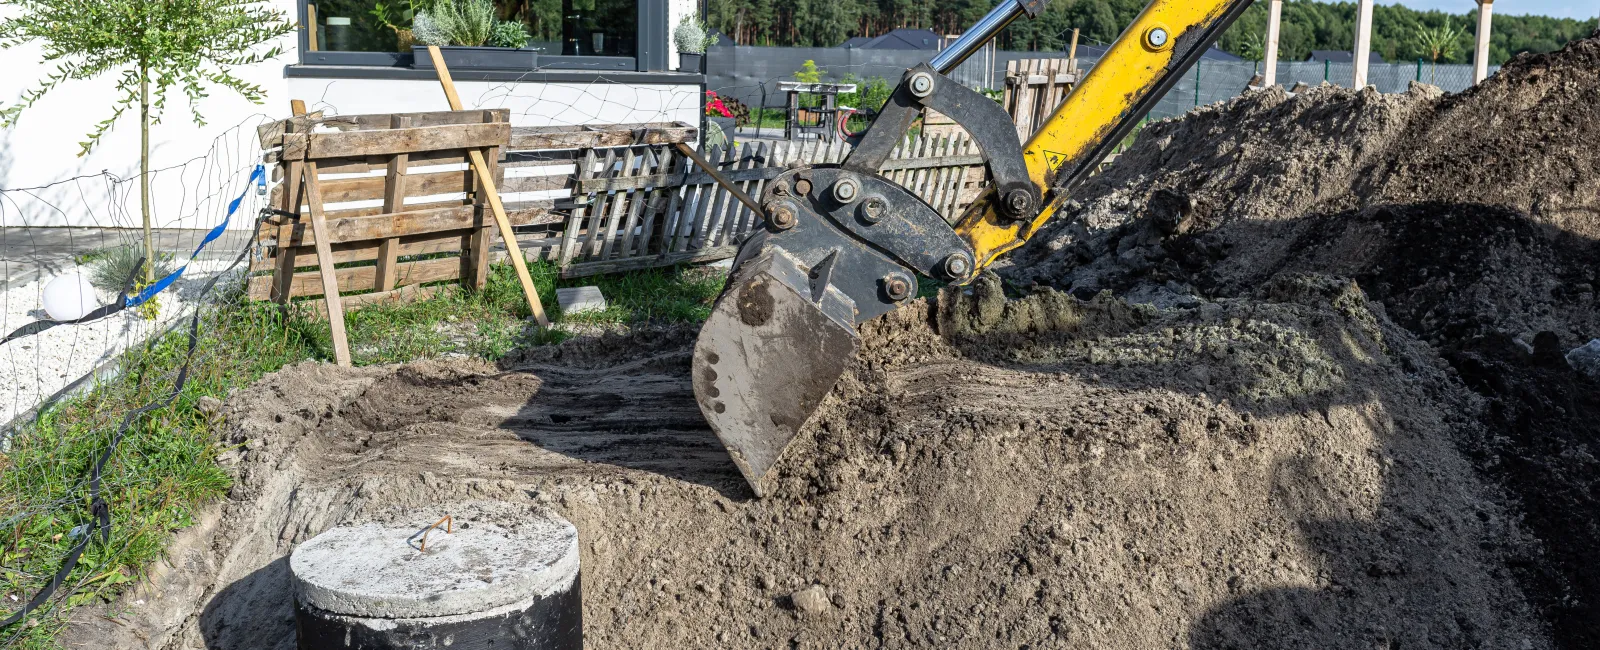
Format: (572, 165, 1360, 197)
(0, 0, 703, 228)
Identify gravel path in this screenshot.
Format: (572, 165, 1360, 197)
(0, 259, 244, 427)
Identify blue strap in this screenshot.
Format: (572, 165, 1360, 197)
(126, 164, 264, 307)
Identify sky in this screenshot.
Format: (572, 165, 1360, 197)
(1381, 0, 1600, 19)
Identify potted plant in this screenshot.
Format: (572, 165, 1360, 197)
(674, 15, 715, 73)
(409, 0, 535, 70)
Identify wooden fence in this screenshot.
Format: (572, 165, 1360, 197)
(528, 133, 989, 278)
(1003, 58, 1081, 141)
(252, 108, 541, 309)
(253, 113, 990, 305)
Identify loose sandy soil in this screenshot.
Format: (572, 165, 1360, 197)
(63, 31, 1600, 650)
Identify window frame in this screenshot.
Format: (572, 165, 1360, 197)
(296, 0, 668, 72)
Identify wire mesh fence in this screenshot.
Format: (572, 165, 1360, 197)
(706, 44, 1492, 126)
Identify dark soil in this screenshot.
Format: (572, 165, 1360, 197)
(1010, 32, 1600, 648)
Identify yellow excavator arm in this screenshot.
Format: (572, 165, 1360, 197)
(958, 0, 1256, 268)
(689, 0, 1255, 496)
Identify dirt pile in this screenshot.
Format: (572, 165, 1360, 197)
(66, 274, 1548, 649)
(1008, 31, 1600, 648)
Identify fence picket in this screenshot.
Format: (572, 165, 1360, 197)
(689, 145, 726, 250)
(595, 147, 636, 259)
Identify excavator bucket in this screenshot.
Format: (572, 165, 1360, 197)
(691, 248, 860, 496)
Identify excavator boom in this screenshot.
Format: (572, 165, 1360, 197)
(693, 0, 1256, 496)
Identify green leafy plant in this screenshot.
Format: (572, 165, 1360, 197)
(487, 19, 530, 48)
(1413, 18, 1467, 83)
(87, 245, 175, 294)
(413, 0, 497, 47)
(837, 74, 892, 112)
(371, 0, 433, 49)
(674, 15, 717, 54)
(794, 59, 823, 83)
(0, 0, 293, 289)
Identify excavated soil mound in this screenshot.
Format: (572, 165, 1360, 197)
(1009, 32, 1600, 648)
(66, 276, 1549, 649)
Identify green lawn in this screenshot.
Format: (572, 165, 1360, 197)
(0, 260, 726, 647)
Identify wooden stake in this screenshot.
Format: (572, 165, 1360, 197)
(1264, 0, 1283, 86)
(1352, 0, 1375, 88)
(425, 45, 550, 326)
(304, 159, 353, 366)
(1067, 28, 1079, 74)
(306, 5, 319, 52)
(1473, 0, 1494, 84)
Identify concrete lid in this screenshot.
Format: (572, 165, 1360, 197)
(289, 511, 579, 619)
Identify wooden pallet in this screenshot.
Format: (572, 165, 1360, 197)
(252, 108, 513, 307)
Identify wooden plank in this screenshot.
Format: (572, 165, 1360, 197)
(597, 148, 638, 260)
(290, 122, 511, 160)
(259, 110, 510, 149)
(684, 145, 722, 251)
(301, 283, 452, 318)
(735, 141, 770, 235)
(720, 142, 758, 245)
(500, 173, 574, 195)
(925, 135, 954, 218)
(670, 149, 707, 253)
(699, 145, 734, 249)
(271, 118, 306, 305)
(296, 149, 476, 175)
(249, 256, 465, 299)
(560, 245, 740, 279)
(464, 111, 502, 289)
(655, 150, 689, 255)
(507, 122, 697, 150)
(272, 203, 554, 247)
(622, 147, 667, 259)
(256, 111, 324, 150)
(559, 149, 598, 265)
(375, 114, 412, 292)
(576, 149, 619, 261)
(634, 147, 672, 257)
(301, 160, 352, 366)
(250, 229, 473, 277)
(317, 168, 470, 205)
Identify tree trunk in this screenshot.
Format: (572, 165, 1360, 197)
(140, 64, 153, 285)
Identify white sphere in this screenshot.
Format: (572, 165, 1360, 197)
(42, 272, 100, 321)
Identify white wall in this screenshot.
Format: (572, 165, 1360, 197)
(0, 0, 298, 230)
(288, 77, 699, 127)
(0, 0, 700, 230)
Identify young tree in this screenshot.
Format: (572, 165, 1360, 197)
(1413, 18, 1467, 83)
(0, 0, 294, 289)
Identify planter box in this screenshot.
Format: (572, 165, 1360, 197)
(413, 45, 536, 71)
(678, 53, 704, 73)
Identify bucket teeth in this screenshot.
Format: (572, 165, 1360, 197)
(692, 248, 860, 496)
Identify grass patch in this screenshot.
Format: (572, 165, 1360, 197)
(0, 293, 321, 647)
(0, 259, 727, 645)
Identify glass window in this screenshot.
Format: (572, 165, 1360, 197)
(559, 0, 635, 57)
(305, 0, 636, 58)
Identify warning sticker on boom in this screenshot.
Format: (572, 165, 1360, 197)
(1042, 150, 1069, 169)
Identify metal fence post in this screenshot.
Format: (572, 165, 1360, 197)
(1416, 58, 1423, 81)
(1324, 59, 1330, 82)
(1194, 63, 1201, 106)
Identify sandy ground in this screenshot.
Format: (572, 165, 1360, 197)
(65, 275, 1547, 649)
